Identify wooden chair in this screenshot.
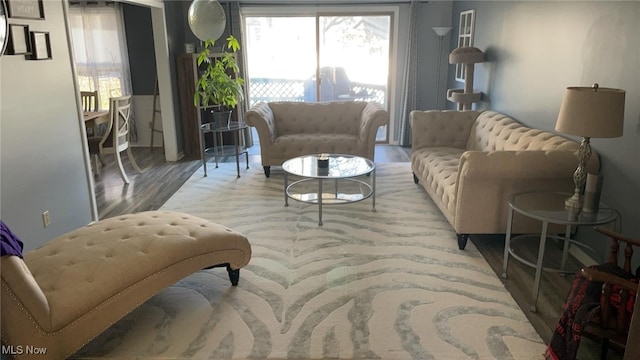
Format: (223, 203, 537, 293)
(580, 227, 639, 359)
(80, 91, 98, 112)
(88, 95, 142, 183)
(624, 292, 640, 359)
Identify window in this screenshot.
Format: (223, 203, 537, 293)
(69, 4, 132, 110)
(455, 9, 475, 82)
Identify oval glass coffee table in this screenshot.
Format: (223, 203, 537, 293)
(282, 154, 376, 226)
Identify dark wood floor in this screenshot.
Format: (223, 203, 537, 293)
(93, 147, 202, 220)
(93, 144, 618, 359)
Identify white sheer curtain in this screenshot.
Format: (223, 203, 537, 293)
(398, 0, 419, 146)
(69, 4, 133, 111)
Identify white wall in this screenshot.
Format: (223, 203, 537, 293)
(448, 1, 640, 255)
(131, 95, 164, 149)
(1, 0, 94, 251)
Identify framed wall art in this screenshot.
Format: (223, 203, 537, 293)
(7, 0, 44, 20)
(6, 23, 30, 55)
(28, 30, 50, 60)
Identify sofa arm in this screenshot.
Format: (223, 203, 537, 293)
(452, 150, 599, 234)
(246, 103, 277, 145)
(410, 110, 478, 150)
(358, 102, 389, 142)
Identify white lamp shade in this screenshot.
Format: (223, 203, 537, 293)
(432, 26, 453, 37)
(555, 85, 625, 138)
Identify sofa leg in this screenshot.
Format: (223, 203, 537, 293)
(457, 234, 469, 250)
(413, 173, 419, 184)
(205, 263, 240, 286)
(263, 166, 271, 178)
(226, 264, 240, 286)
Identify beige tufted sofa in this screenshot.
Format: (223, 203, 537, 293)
(410, 110, 599, 249)
(245, 101, 389, 177)
(1, 211, 251, 360)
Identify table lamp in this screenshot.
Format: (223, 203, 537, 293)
(555, 84, 625, 211)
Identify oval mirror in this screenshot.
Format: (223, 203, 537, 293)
(188, 0, 226, 42)
(0, 0, 8, 56)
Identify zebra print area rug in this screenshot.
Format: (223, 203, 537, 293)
(74, 161, 545, 359)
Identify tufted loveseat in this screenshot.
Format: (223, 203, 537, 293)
(1, 211, 251, 360)
(245, 101, 389, 177)
(410, 110, 599, 250)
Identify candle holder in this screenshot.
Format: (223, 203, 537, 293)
(317, 153, 329, 168)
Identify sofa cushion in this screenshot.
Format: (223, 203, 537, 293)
(272, 134, 361, 159)
(411, 147, 465, 216)
(467, 111, 577, 152)
(269, 101, 365, 136)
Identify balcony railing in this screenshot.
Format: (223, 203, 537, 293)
(248, 77, 386, 107)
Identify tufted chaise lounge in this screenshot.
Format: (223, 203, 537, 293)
(245, 101, 389, 177)
(1, 211, 251, 360)
(410, 110, 599, 249)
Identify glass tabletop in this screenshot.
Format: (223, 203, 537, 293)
(200, 121, 248, 132)
(282, 154, 375, 179)
(509, 190, 618, 226)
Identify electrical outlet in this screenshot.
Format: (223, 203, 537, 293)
(42, 211, 51, 228)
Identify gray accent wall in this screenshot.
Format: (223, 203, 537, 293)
(123, 4, 156, 96)
(1, 0, 94, 250)
(448, 1, 640, 255)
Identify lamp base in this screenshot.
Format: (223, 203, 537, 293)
(564, 192, 583, 212)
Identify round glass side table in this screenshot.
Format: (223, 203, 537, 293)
(199, 121, 249, 178)
(500, 190, 619, 313)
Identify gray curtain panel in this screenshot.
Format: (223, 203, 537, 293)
(398, 0, 420, 146)
(228, 1, 252, 146)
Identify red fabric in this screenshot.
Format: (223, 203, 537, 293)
(606, 280, 638, 313)
(544, 263, 636, 360)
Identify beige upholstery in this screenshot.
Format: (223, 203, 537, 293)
(1, 211, 251, 360)
(245, 101, 389, 176)
(410, 110, 599, 248)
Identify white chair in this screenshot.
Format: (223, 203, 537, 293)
(80, 91, 98, 112)
(88, 95, 142, 184)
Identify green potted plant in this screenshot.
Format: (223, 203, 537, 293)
(193, 35, 244, 127)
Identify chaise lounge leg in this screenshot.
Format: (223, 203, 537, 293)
(457, 234, 469, 250)
(413, 173, 419, 184)
(226, 264, 240, 286)
(263, 166, 271, 178)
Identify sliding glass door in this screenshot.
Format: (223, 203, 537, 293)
(244, 11, 391, 142)
(316, 15, 389, 106)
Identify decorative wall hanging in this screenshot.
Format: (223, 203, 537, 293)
(1, 0, 8, 56)
(188, 0, 226, 42)
(6, 23, 30, 55)
(7, 0, 44, 20)
(455, 9, 475, 82)
(28, 30, 50, 60)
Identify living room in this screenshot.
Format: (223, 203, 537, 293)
(1, 0, 638, 358)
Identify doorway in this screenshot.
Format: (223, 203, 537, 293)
(243, 9, 392, 143)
